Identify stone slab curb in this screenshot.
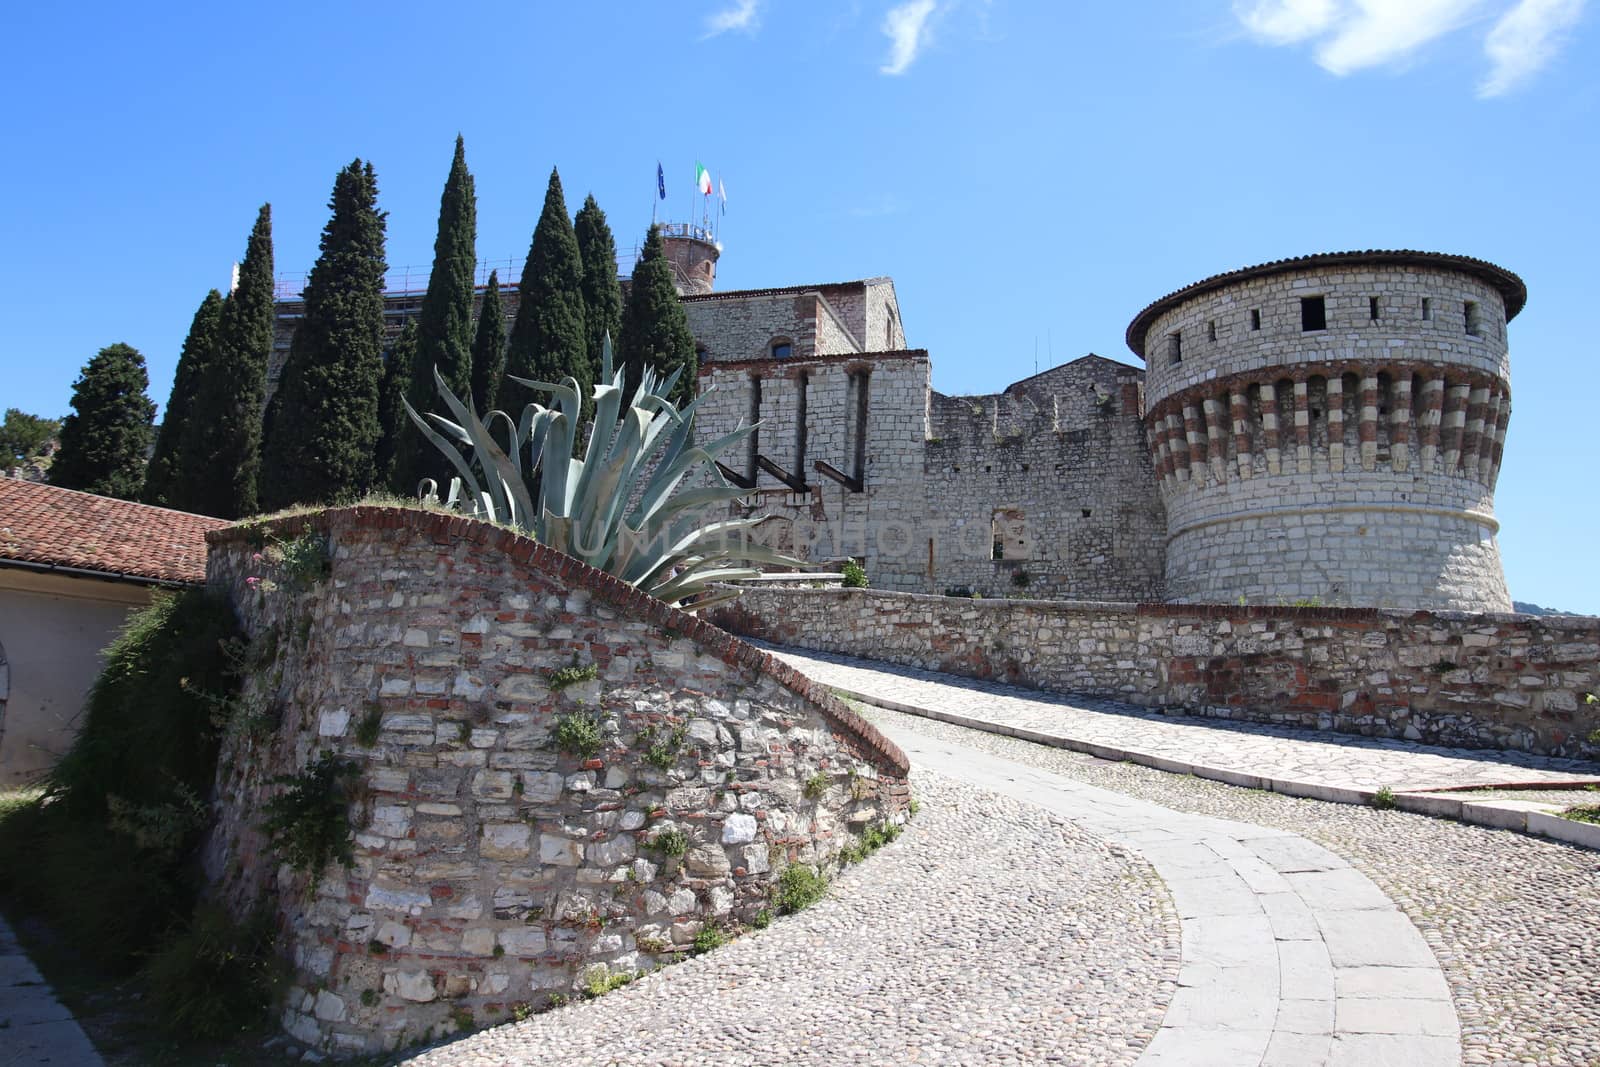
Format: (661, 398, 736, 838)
(829, 683, 1600, 852)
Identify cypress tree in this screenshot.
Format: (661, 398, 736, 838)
(375, 319, 417, 494)
(258, 161, 388, 512)
(143, 289, 222, 507)
(395, 136, 477, 491)
(618, 224, 697, 407)
(469, 270, 506, 412)
(50, 343, 156, 500)
(183, 204, 275, 518)
(574, 195, 622, 387)
(504, 168, 588, 414)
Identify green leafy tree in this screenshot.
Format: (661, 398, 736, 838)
(469, 270, 505, 412)
(0, 408, 61, 467)
(504, 168, 588, 415)
(375, 319, 418, 493)
(182, 204, 275, 518)
(395, 137, 477, 492)
(143, 290, 222, 506)
(49, 343, 156, 500)
(259, 161, 388, 511)
(574, 195, 622, 388)
(618, 224, 697, 407)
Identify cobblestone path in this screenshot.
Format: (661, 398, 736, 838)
(402, 770, 1180, 1066)
(768, 645, 1600, 796)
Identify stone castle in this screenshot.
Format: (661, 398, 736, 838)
(272, 234, 1524, 613)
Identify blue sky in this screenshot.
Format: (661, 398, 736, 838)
(1, 1, 1595, 610)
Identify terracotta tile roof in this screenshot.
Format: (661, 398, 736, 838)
(0, 478, 227, 585)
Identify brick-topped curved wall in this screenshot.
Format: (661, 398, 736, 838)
(201, 507, 907, 1056)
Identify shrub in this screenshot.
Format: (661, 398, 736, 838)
(802, 772, 829, 800)
(353, 702, 384, 747)
(48, 588, 242, 821)
(774, 864, 828, 915)
(142, 905, 282, 1039)
(260, 752, 361, 882)
(841, 559, 868, 588)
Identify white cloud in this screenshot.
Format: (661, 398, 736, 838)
(1231, 0, 1587, 92)
(881, 0, 939, 74)
(704, 0, 761, 38)
(1316, 0, 1486, 74)
(1233, 0, 1340, 44)
(1479, 0, 1586, 95)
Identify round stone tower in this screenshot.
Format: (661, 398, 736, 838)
(1126, 250, 1525, 611)
(658, 223, 720, 295)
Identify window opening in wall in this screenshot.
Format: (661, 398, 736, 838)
(991, 508, 1028, 561)
(1081, 508, 1092, 519)
(1301, 296, 1326, 332)
(747, 375, 762, 481)
(1168, 331, 1182, 365)
(1421, 298, 1432, 321)
(771, 341, 792, 359)
(1250, 309, 1261, 331)
(794, 373, 808, 477)
(1464, 301, 1480, 336)
(1369, 297, 1380, 321)
(1207, 320, 1217, 342)
(850, 369, 870, 484)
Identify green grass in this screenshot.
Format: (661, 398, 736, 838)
(1561, 805, 1600, 825)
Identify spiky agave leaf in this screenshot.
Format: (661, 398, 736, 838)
(410, 335, 806, 608)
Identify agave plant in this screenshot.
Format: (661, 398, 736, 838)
(403, 335, 799, 611)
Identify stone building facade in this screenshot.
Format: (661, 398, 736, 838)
(269, 243, 1526, 612)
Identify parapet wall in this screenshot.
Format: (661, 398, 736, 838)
(711, 588, 1600, 760)
(202, 507, 908, 1056)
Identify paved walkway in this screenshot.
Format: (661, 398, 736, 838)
(0, 914, 102, 1067)
(894, 721, 1460, 1067)
(767, 645, 1600, 812)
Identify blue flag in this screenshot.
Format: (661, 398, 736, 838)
(656, 162, 666, 200)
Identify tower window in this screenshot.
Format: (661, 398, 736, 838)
(1421, 298, 1432, 321)
(1464, 301, 1480, 336)
(1167, 331, 1182, 365)
(1369, 296, 1380, 321)
(1207, 320, 1217, 342)
(1301, 296, 1326, 332)
(1250, 308, 1261, 331)
(770, 341, 792, 359)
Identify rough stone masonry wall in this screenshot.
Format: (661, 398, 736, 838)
(712, 587, 1600, 760)
(696, 351, 933, 593)
(925, 356, 1166, 601)
(1139, 263, 1514, 611)
(202, 508, 908, 1057)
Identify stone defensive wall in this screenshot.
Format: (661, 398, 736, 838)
(201, 507, 909, 1056)
(1127, 251, 1525, 612)
(711, 587, 1600, 760)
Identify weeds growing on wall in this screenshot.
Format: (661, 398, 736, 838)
(640, 724, 687, 770)
(773, 864, 828, 915)
(553, 711, 604, 758)
(841, 559, 868, 588)
(260, 751, 361, 883)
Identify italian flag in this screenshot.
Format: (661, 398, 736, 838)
(696, 162, 713, 196)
